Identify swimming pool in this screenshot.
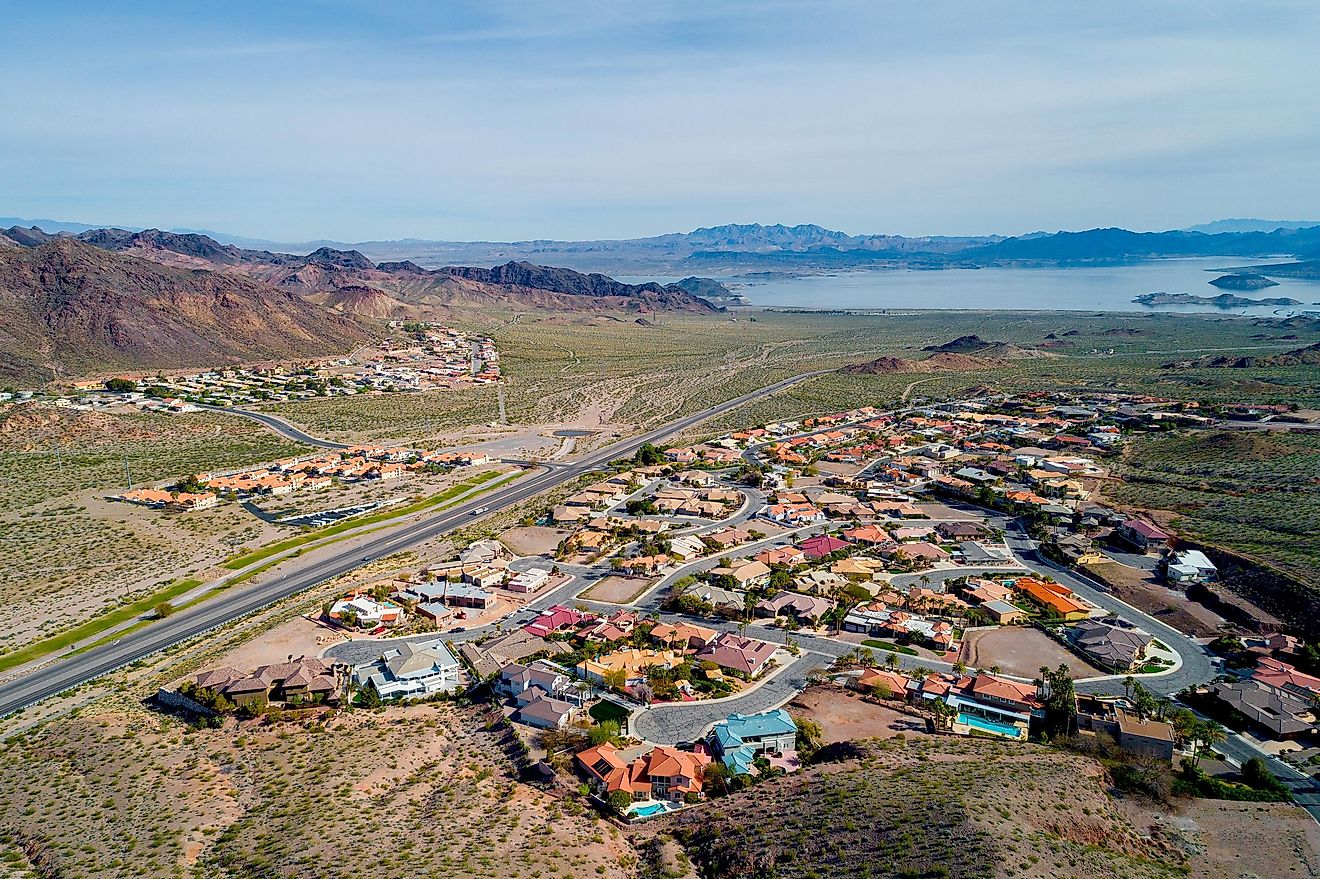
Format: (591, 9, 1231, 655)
(958, 713, 1024, 739)
(628, 801, 675, 818)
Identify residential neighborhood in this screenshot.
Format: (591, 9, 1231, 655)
(160, 387, 1320, 830)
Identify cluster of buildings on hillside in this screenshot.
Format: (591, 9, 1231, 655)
(92, 328, 500, 409)
(115, 445, 494, 512)
(323, 544, 558, 633)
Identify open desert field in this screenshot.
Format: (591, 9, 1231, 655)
(499, 525, 572, 557)
(960, 626, 1102, 680)
(0, 406, 307, 656)
(788, 685, 933, 743)
(642, 736, 1204, 879)
(0, 699, 634, 879)
(260, 311, 1320, 451)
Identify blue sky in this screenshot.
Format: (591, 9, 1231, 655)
(2, 1, 1318, 242)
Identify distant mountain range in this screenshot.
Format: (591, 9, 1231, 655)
(0, 226, 721, 384)
(5, 212, 1320, 383)
(0, 238, 370, 385)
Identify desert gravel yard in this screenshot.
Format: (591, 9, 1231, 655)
(788, 685, 933, 743)
(581, 574, 654, 604)
(960, 626, 1102, 679)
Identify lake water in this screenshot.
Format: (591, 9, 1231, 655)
(630, 258, 1320, 316)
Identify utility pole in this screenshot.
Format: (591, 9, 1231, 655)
(123, 454, 132, 490)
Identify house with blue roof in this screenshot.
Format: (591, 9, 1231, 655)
(707, 708, 799, 775)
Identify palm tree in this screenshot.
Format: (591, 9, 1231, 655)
(884, 652, 901, 671)
(1122, 675, 1136, 700)
(1195, 721, 1227, 767)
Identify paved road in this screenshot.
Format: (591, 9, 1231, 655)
(888, 565, 1027, 592)
(632, 651, 828, 745)
(1002, 524, 1215, 697)
(0, 371, 827, 717)
(1216, 731, 1320, 821)
(198, 403, 351, 449)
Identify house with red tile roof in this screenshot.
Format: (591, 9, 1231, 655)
(1015, 577, 1089, 620)
(576, 742, 710, 805)
(842, 524, 891, 545)
(797, 534, 850, 559)
(524, 604, 592, 638)
(1254, 657, 1320, 698)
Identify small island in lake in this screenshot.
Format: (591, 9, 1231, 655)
(1209, 272, 1280, 290)
(1134, 291, 1302, 308)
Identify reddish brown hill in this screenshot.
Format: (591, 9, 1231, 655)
(48, 228, 722, 317)
(0, 239, 370, 384)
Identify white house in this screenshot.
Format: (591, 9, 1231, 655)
(507, 567, 551, 593)
(353, 639, 461, 700)
(1167, 549, 1217, 584)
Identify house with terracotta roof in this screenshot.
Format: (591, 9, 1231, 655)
(649, 621, 718, 652)
(856, 668, 914, 699)
(577, 648, 678, 687)
(577, 610, 640, 643)
(842, 524, 892, 545)
(576, 742, 710, 805)
(1015, 577, 1090, 621)
(756, 545, 806, 567)
(1254, 657, 1320, 698)
(939, 672, 1041, 740)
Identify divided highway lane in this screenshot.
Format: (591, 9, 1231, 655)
(0, 371, 824, 717)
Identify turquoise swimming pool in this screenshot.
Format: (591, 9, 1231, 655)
(958, 713, 1024, 739)
(629, 801, 675, 818)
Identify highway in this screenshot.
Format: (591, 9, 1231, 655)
(0, 371, 824, 717)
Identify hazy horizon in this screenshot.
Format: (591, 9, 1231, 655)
(4, 2, 1319, 242)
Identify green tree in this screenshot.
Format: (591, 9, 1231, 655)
(634, 443, 665, 466)
(795, 715, 823, 758)
(607, 790, 634, 813)
(154, 601, 176, 619)
(104, 377, 136, 393)
(1040, 664, 1077, 737)
(357, 681, 382, 709)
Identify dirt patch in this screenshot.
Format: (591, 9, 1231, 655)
(960, 626, 1101, 679)
(1082, 562, 1227, 637)
(645, 737, 1189, 879)
(582, 575, 653, 604)
(197, 614, 344, 678)
(788, 685, 932, 743)
(499, 525, 571, 557)
(0, 699, 635, 879)
(1117, 796, 1320, 879)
